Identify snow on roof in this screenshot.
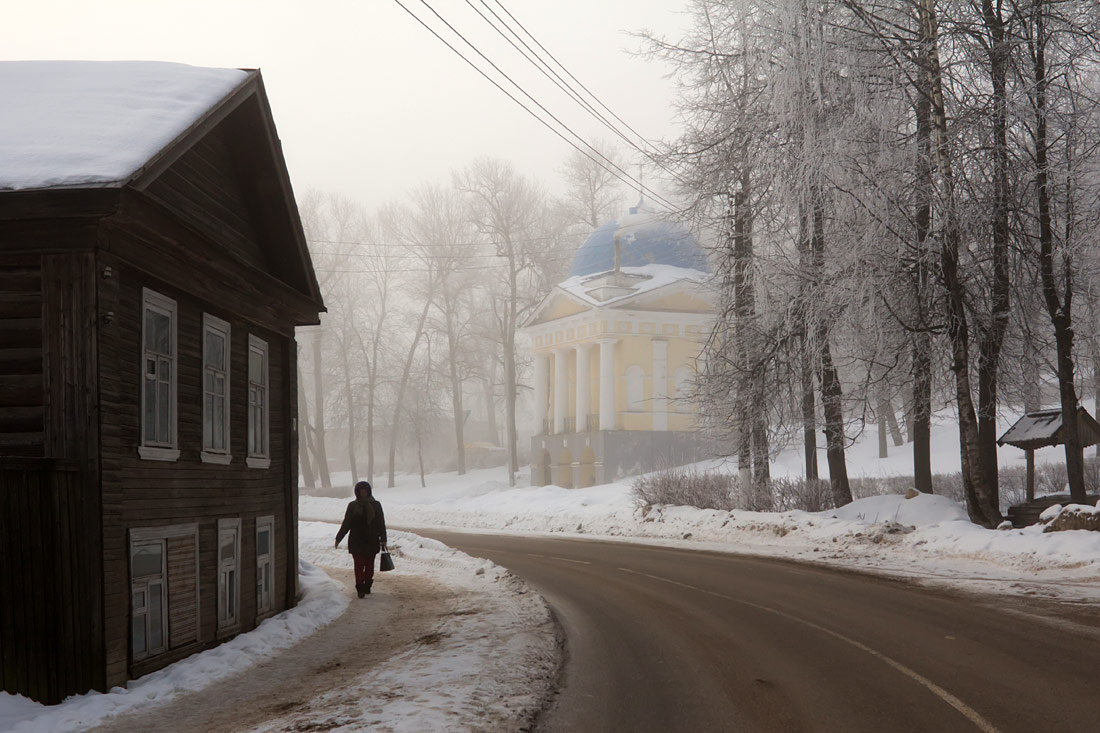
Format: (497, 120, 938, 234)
(557, 263, 711, 308)
(0, 61, 248, 191)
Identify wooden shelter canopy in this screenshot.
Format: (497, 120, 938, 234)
(997, 407, 1100, 450)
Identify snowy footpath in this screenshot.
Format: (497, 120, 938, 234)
(2, 525, 559, 733)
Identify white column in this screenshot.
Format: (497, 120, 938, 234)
(533, 352, 549, 435)
(652, 339, 668, 431)
(575, 344, 590, 432)
(554, 348, 568, 434)
(599, 338, 616, 431)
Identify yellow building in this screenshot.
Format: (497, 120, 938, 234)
(521, 203, 715, 488)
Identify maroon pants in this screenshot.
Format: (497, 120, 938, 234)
(352, 553, 376, 586)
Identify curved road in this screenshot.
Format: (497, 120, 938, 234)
(413, 530, 1100, 732)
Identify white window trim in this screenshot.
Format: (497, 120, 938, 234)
(130, 537, 167, 662)
(247, 335, 270, 468)
(201, 313, 232, 463)
(217, 518, 242, 634)
(255, 515, 275, 617)
(139, 288, 178, 460)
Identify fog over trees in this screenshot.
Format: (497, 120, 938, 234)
(298, 0, 1100, 528)
(646, 0, 1100, 526)
(296, 149, 613, 492)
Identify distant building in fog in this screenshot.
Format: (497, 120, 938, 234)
(520, 201, 714, 487)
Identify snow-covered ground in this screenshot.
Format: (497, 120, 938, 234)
(302, 413, 1100, 606)
(2, 527, 558, 733)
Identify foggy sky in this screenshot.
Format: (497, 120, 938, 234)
(4, 0, 689, 209)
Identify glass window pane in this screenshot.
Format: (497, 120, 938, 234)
(132, 610, 146, 655)
(249, 349, 262, 383)
(215, 374, 225, 398)
(149, 584, 163, 649)
(203, 395, 214, 448)
(157, 383, 170, 442)
(228, 570, 236, 616)
(205, 330, 225, 368)
(204, 371, 214, 394)
(144, 379, 157, 442)
(132, 544, 163, 578)
(257, 528, 270, 556)
(146, 310, 171, 353)
(213, 399, 225, 450)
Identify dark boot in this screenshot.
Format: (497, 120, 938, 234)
(355, 583, 366, 599)
(364, 579, 372, 595)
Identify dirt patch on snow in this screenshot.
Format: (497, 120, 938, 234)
(94, 568, 448, 733)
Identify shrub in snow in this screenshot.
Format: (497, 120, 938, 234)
(633, 468, 738, 511)
(771, 477, 834, 512)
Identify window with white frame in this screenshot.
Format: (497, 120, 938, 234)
(247, 336, 269, 467)
(256, 516, 275, 615)
(140, 289, 178, 460)
(217, 518, 241, 632)
(131, 540, 166, 660)
(626, 365, 646, 412)
(202, 314, 231, 461)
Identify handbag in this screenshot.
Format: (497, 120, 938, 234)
(379, 547, 395, 572)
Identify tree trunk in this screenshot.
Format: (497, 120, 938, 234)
(885, 401, 905, 447)
(340, 327, 359, 485)
(297, 362, 316, 490)
(1031, 2, 1085, 503)
(388, 295, 433, 488)
(810, 193, 851, 506)
(911, 332, 933, 493)
(503, 252, 520, 486)
(801, 342, 819, 481)
(311, 332, 331, 490)
(974, 0, 1013, 512)
(920, 0, 1000, 525)
(878, 396, 889, 459)
(484, 358, 499, 445)
(911, 59, 935, 494)
(444, 307, 467, 475)
(1093, 349, 1100, 458)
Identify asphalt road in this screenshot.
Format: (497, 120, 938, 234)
(411, 530, 1100, 733)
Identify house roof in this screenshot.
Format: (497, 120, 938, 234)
(0, 61, 248, 191)
(0, 60, 323, 314)
(997, 407, 1100, 450)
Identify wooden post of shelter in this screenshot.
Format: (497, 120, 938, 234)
(1026, 449, 1035, 502)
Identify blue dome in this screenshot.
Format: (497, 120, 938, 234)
(568, 202, 709, 277)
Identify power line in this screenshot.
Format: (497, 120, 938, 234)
(462, 0, 644, 157)
(392, 0, 680, 212)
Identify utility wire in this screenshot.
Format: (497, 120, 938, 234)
(392, 0, 679, 212)
(462, 0, 643, 156)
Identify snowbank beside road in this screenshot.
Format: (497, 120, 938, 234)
(4, 560, 347, 732)
(301, 470, 1100, 604)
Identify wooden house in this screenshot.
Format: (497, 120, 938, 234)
(0, 61, 324, 704)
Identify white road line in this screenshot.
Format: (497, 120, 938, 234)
(618, 567, 998, 733)
(550, 556, 592, 565)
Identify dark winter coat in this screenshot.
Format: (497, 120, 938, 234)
(335, 495, 387, 556)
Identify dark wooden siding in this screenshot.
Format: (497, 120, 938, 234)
(97, 256, 293, 687)
(0, 460, 102, 704)
(143, 125, 268, 272)
(0, 258, 43, 456)
(167, 534, 199, 648)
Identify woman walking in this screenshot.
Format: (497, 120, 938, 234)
(334, 480, 387, 597)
